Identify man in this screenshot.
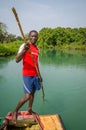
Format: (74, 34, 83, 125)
(12, 30, 42, 123)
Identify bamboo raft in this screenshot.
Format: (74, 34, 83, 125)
(0, 111, 65, 130)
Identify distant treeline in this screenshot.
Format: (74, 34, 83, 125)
(0, 22, 86, 56)
(37, 27, 86, 50)
(0, 22, 23, 56)
(0, 22, 22, 43)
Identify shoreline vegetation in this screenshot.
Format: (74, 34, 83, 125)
(0, 41, 86, 57)
(0, 40, 22, 56)
(0, 22, 86, 56)
(37, 27, 86, 51)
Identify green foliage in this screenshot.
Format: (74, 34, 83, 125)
(0, 21, 86, 57)
(0, 22, 23, 56)
(0, 22, 22, 43)
(38, 27, 57, 47)
(0, 40, 22, 56)
(0, 22, 7, 43)
(37, 27, 86, 49)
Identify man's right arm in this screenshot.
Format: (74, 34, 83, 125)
(16, 43, 29, 63)
(16, 49, 26, 63)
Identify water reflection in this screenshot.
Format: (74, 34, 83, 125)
(39, 49, 86, 68)
(0, 50, 86, 69)
(0, 56, 15, 68)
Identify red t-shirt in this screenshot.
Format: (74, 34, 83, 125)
(18, 43, 39, 76)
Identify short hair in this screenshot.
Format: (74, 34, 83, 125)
(29, 30, 38, 37)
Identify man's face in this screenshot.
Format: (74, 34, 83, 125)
(29, 32, 38, 45)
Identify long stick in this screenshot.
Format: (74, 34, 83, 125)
(12, 7, 26, 43)
(12, 7, 45, 101)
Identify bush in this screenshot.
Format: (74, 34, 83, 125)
(0, 40, 22, 56)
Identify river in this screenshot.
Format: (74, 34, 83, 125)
(0, 49, 86, 130)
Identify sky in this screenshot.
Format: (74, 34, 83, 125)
(0, 0, 86, 35)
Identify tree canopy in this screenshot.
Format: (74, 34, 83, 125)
(0, 22, 22, 43)
(37, 27, 86, 48)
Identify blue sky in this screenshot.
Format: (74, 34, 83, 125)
(0, 0, 86, 35)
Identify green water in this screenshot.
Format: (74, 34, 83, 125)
(0, 50, 86, 130)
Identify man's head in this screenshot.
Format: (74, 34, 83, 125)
(29, 30, 38, 45)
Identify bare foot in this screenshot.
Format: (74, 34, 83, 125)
(11, 111, 17, 124)
(28, 109, 36, 114)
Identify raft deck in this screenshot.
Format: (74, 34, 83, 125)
(2, 111, 65, 130)
(40, 114, 65, 130)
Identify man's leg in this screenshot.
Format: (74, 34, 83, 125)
(28, 90, 35, 113)
(12, 93, 30, 123)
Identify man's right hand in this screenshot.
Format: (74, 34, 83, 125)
(24, 43, 30, 50)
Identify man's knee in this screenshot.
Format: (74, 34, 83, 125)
(24, 93, 30, 101)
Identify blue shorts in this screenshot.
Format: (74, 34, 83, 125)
(23, 76, 41, 94)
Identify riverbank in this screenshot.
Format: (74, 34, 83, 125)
(56, 44, 86, 51)
(0, 41, 86, 57)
